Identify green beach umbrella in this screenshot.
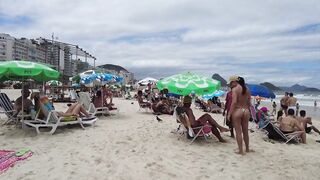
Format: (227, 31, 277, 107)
(157, 72, 221, 96)
(0, 60, 60, 82)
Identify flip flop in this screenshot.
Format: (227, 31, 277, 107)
(15, 148, 31, 157)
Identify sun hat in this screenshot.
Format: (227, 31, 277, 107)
(229, 75, 239, 83)
(260, 107, 268, 112)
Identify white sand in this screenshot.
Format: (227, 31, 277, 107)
(1, 89, 320, 180)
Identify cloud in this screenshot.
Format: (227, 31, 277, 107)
(0, 0, 319, 87)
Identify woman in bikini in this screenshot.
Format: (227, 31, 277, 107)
(228, 76, 253, 155)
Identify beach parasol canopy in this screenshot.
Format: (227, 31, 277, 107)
(157, 72, 221, 96)
(137, 77, 158, 86)
(0, 60, 60, 82)
(46, 80, 62, 87)
(202, 90, 225, 100)
(247, 84, 276, 99)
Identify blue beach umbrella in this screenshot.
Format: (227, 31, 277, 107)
(202, 90, 225, 100)
(247, 84, 276, 99)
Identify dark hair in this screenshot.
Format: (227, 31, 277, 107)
(289, 92, 293, 97)
(137, 90, 143, 95)
(96, 90, 101, 97)
(299, 110, 306, 117)
(277, 110, 283, 120)
(237, 76, 247, 95)
(288, 108, 295, 115)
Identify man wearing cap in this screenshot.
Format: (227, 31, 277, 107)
(182, 95, 229, 142)
(14, 88, 34, 116)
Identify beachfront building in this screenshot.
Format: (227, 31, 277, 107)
(0, 33, 15, 60)
(0, 33, 96, 82)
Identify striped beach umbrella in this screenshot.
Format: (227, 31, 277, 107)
(157, 72, 221, 96)
(0, 60, 60, 82)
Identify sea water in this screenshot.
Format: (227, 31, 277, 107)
(260, 93, 320, 119)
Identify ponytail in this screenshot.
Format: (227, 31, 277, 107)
(237, 76, 247, 95)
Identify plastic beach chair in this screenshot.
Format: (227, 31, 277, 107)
(174, 107, 212, 144)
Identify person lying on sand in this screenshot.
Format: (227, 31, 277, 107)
(279, 108, 306, 144)
(182, 95, 228, 142)
(297, 110, 320, 135)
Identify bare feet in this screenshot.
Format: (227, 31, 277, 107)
(219, 127, 229, 132)
(235, 151, 245, 155)
(246, 149, 255, 153)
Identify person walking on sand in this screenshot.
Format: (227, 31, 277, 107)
(272, 101, 277, 116)
(228, 76, 254, 155)
(315, 100, 317, 107)
(280, 92, 289, 116)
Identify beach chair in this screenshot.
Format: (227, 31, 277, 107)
(23, 110, 97, 135)
(0, 93, 31, 124)
(0, 93, 17, 124)
(174, 107, 212, 144)
(79, 92, 118, 116)
(78, 92, 92, 110)
(263, 122, 302, 144)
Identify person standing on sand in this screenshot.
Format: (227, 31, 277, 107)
(272, 101, 277, 115)
(228, 76, 254, 155)
(287, 92, 297, 108)
(223, 77, 236, 138)
(280, 92, 289, 116)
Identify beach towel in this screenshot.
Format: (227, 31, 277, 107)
(0, 149, 33, 174)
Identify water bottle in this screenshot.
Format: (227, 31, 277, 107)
(30, 106, 36, 119)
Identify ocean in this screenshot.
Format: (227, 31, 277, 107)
(260, 93, 320, 119)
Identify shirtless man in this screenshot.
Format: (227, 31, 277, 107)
(287, 92, 297, 108)
(279, 109, 306, 143)
(183, 96, 229, 142)
(228, 76, 253, 155)
(280, 92, 289, 116)
(297, 110, 320, 135)
(14, 88, 34, 116)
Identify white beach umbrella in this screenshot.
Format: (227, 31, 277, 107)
(137, 77, 158, 86)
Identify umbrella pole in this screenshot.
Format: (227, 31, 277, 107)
(21, 83, 24, 123)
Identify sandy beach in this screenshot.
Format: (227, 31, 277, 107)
(1, 90, 320, 180)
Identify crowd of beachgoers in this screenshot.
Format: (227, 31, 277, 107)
(1, 75, 320, 179)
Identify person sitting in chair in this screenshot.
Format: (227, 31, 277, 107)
(39, 96, 91, 118)
(297, 110, 320, 135)
(182, 95, 229, 142)
(152, 97, 173, 115)
(279, 108, 306, 143)
(14, 88, 34, 117)
(137, 90, 151, 108)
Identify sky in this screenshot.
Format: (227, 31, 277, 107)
(0, 0, 320, 88)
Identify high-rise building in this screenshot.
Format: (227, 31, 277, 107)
(0, 33, 97, 80)
(0, 33, 15, 60)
